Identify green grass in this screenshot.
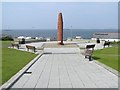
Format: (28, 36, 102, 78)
(93, 46, 119, 71)
(2, 41, 37, 84)
(0, 41, 2, 85)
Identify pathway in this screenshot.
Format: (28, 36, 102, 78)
(9, 47, 118, 88)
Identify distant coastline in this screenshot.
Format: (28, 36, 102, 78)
(2, 29, 118, 39)
(3, 30, 13, 31)
(2, 29, 118, 31)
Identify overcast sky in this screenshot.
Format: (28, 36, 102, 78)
(2, 2, 118, 30)
(1, 0, 119, 2)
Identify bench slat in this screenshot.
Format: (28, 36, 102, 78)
(26, 45, 36, 53)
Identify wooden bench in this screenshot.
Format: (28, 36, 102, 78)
(11, 43, 19, 49)
(26, 45, 36, 53)
(83, 44, 95, 61)
(104, 41, 110, 48)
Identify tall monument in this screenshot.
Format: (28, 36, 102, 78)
(58, 12, 64, 45)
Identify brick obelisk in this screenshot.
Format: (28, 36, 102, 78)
(58, 12, 64, 45)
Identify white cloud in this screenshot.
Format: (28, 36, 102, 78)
(1, 0, 119, 2)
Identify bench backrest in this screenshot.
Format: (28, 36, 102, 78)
(26, 45, 35, 49)
(86, 44, 95, 50)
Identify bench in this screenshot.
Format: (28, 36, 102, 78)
(11, 43, 19, 49)
(104, 41, 110, 48)
(83, 44, 95, 61)
(26, 45, 36, 53)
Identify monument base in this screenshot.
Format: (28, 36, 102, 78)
(58, 41, 64, 45)
(58, 43, 64, 45)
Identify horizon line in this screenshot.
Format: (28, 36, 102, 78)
(2, 28, 118, 30)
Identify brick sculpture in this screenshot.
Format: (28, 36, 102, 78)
(58, 12, 64, 45)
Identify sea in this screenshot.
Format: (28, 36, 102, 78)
(2, 29, 118, 40)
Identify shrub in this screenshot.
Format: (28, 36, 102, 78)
(1, 36, 13, 41)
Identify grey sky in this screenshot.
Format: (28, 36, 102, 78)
(1, 0, 119, 2)
(2, 2, 118, 29)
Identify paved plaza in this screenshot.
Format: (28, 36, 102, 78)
(3, 42, 118, 88)
(12, 41, 105, 54)
(10, 47, 118, 88)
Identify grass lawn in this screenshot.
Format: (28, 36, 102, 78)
(0, 41, 2, 85)
(93, 45, 119, 72)
(2, 41, 37, 84)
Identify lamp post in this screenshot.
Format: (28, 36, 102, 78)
(70, 26, 72, 41)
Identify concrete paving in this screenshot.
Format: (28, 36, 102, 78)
(6, 41, 118, 88)
(10, 47, 118, 88)
(10, 41, 105, 54)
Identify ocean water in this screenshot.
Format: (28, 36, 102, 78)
(2, 29, 118, 39)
